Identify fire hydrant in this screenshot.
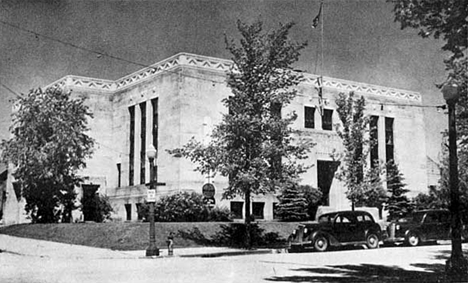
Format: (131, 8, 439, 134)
(167, 233, 174, 256)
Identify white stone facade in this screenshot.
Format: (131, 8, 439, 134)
(3, 53, 427, 223)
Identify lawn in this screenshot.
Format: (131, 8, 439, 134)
(0, 221, 300, 250)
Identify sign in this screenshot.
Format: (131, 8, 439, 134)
(147, 189, 156, 202)
(202, 183, 215, 198)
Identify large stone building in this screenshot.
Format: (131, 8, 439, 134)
(1, 53, 430, 224)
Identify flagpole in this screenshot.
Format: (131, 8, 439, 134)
(320, 0, 324, 80)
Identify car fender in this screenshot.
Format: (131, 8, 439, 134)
(310, 230, 339, 246)
(405, 229, 424, 241)
(365, 228, 381, 240)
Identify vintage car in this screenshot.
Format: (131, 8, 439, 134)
(385, 209, 466, 246)
(288, 210, 382, 252)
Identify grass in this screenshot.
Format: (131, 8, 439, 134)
(0, 221, 300, 250)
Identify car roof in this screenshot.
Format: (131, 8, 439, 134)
(319, 210, 372, 217)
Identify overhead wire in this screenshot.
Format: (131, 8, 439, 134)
(0, 13, 448, 113)
(0, 19, 226, 86)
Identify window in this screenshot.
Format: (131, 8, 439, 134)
(322, 109, 333, 131)
(151, 98, 158, 150)
(271, 102, 281, 118)
(230, 201, 243, 219)
(385, 117, 394, 163)
(370, 116, 379, 168)
(128, 106, 135, 186)
(272, 203, 279, 219)
(304, 106, 315, 129)
(125, 204, 132, 221)
(252, 202, 265, 220)
(140, 102, 146, 184)
(136, 203, 143, 220)
(117, 163, 121, 187)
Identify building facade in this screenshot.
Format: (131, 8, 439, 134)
(2, 53, 428, 224)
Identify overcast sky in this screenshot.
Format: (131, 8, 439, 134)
(0, 0, 450, 159)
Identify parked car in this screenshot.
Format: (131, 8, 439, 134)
(385, 209, 467, 246)
(288, 210, 382, 252)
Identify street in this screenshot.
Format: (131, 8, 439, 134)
(1, 242, 461, 283)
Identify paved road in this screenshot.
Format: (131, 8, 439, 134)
(0, 235, 465, 283)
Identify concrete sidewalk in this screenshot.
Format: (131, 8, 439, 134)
(0, 234, 274, 259)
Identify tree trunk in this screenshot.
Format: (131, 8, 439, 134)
(244, 189, 251, 249)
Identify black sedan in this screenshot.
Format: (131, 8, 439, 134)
(288, 210, 382, 252)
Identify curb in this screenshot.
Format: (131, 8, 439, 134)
(180, 248, 288, 258)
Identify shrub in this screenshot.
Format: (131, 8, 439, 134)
(275, 184, 322, 221)
(211, 223, 283, 248)
(140, 191, 232, 222)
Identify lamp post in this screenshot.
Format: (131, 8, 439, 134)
(442, 83, 468, 281)
(145, 144, 159, 257)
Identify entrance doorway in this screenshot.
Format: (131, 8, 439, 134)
(317, 160, 340, 206)
(81, 184, 100, 222)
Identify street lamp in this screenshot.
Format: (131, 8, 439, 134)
(442, 83, 468, 281)
(145, 144, 159, 257)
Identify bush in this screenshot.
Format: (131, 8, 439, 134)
(211, 223, 283, 249)
(275, 184, 322, 221)
(95, 195, 113, 222)
(139, 191, 232, 222)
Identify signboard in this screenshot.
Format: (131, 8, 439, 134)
(147, 189, 156, 202)
(202, 183, 215, 198)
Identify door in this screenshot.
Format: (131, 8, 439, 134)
(317, 160, 340, 206)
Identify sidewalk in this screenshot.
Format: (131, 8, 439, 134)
(0, 234, 275, 259)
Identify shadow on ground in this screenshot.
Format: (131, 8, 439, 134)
(265, 263, 446, 282)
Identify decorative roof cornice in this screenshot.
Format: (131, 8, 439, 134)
(46, 52, 421, 101)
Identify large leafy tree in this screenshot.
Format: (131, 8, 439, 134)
(1, 88, 94, 223)
(172, 20, 311, 236)
(391, 0, 467, 60)
(391, 0, 468, 213)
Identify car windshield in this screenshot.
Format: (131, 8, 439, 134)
(398, 212, 425, 223)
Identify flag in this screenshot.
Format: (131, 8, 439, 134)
(311, 2, 323, 29)
(315, 76, 324, 116)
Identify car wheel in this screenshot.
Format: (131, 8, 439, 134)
(314, 235, 329, 252)
(407, 232, 420, 246)
(366, 233, 380, 249)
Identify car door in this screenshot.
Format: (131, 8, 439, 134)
(333, 213, 359, 243)
(422, 211, 450, 240)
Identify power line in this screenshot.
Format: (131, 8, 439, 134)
(0, 80, 22, 98)
(0, 19, 225, 85)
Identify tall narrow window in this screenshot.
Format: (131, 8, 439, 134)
(140, 102, 146, 185)
(385, 117, 394, 163)
(304, 106, 315, 129)
(128, 106, 135, 186)
(151, 98, 159, 150)
(117, 163, 122, 187)
(125, 204, 132, 221)
(370, 115, 379, 168)
(322, 109, 333, 131)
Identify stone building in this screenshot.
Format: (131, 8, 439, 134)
(2, 53, 428, 224)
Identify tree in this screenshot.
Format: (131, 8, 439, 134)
(171, 20, 311, 246)
(391, 0, 467, 61)
(275, 182, 309, 221)
(335, 91, 374, 209)
(385, 161, 411, 221)
(391, 0, 468, 142)
(0, 87, 94, 223)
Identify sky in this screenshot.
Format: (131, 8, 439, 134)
(0, 0, 450, 160)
